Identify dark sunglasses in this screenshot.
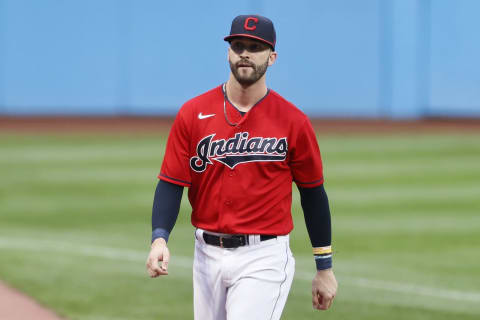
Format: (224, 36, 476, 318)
(230, 41, 270, 54)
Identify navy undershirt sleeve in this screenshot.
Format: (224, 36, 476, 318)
(151, 180, 184, 243)
(298, 184, 332, 248)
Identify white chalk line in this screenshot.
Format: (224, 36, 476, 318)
(296, 271, 480, 303)
(1, 237, 480, 304)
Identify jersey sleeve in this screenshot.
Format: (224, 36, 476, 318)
(158, 107, 192, 187)
(290, 118, 324, 188)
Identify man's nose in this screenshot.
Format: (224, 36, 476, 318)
(239, 51, 250, 59)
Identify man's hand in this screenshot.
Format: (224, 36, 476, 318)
(312, 268, 337, 310)
(146, 238, 170, 277)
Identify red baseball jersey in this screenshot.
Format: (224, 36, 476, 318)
(159, 85, 324, 235)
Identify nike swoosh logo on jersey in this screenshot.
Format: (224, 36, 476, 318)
(198, 113, 216, 119)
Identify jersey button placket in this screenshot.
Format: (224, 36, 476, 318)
(224, 168, 236, 207)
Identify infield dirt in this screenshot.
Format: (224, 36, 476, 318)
(0, 281, 63, 320)
(0, 116, 479, 134)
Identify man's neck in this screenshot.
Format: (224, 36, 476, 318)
(225, 75, 268, 112)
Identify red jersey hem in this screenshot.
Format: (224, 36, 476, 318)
(193, 223, 292, 236)
(158, 173, 191, 187)
(294, 178, 324, 188)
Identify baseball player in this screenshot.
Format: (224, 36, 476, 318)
(146, 14, 337, 319)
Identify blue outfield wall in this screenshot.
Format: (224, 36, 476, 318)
(0, 0, 478, 118)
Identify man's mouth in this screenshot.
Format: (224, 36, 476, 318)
(237, 62, 254, 68)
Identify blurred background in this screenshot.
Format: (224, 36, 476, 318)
(0, 1, 479, 320)
(0, 0, 479, 118)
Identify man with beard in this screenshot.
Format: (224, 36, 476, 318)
(146, 15, 337, 320)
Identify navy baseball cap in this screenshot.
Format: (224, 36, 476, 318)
(224, 15, 276, 50)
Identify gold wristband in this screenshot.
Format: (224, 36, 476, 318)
(313, 246, 332, 255)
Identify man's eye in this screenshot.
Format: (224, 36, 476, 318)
(232, 43, 244, 52)
(249, 44, 260, 52)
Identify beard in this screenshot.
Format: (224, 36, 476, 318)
(229, 57, 269, 86)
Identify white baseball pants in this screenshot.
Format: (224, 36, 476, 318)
(193, 228, 295, 320)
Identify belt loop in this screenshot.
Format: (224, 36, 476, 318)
(219, 237, 224, 248)
(196, 228, 205, 244)
(252, 235, 260, 245)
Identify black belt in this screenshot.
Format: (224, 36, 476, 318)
(202, 232, 277, 248)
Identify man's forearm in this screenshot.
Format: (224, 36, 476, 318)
(298, 184, 332, 270)
(151, 180, 184, 243)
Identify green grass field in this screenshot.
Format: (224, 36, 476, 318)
(1, 131, 479, 320)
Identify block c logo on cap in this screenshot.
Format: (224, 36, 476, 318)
(244, 17, 259, 31)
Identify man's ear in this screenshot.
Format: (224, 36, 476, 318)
(268, 51, 278, 66)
